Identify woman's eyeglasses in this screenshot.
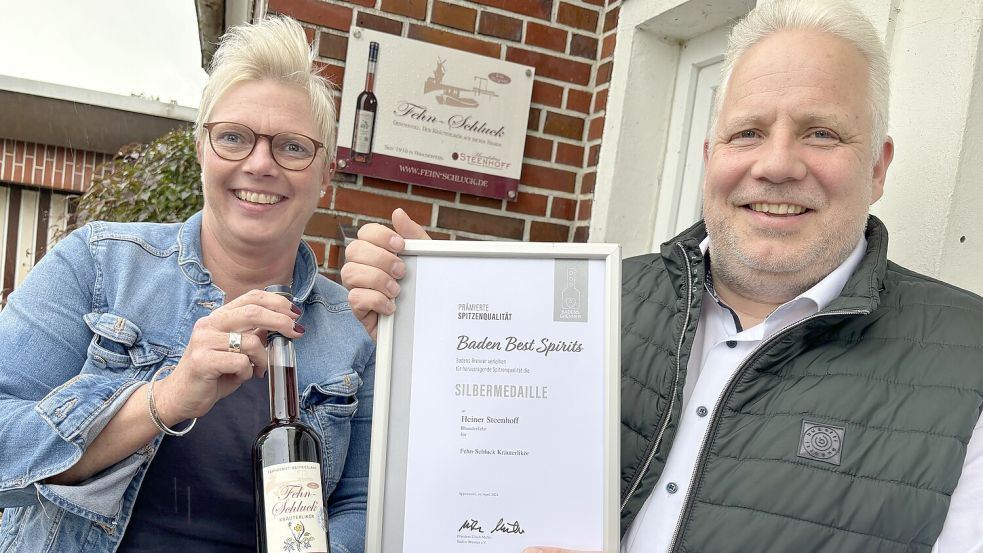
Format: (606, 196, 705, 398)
(203, 122, 325, 171)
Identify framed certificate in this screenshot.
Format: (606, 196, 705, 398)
(366, 241, 621, 553)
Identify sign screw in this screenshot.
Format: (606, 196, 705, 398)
(508, 190, 517, 199)
(338, 159, 348, 169)
(525, 69, 532, 77)
(353, 29, 362, 39)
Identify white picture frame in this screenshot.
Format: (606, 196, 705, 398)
(366, 240, 621, 553)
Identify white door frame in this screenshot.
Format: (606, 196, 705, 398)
(590, 0, 753, 257)
(0, 185, 76, 307)
(651, 26, 729, 247)
(14, 188, 38, 290)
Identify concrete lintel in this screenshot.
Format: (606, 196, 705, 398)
(0, 75, 197, 154)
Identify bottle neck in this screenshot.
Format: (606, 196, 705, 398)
(364, 60, 376, 92)
(267, 334, 299, 422)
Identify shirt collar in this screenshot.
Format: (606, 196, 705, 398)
(700, 235, 868, 335)
(177, 211, 210, 285)
(177, 210, 319, 302)
(290, 241, 319, 303)
(798, 237, 867, 312)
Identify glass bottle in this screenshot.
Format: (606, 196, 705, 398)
(253, 284, 330, 553)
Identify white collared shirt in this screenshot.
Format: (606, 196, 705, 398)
(622, 237, 983, 553)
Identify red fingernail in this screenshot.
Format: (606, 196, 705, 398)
(290, 304, 301, 315)
(294, 322, 305, 333)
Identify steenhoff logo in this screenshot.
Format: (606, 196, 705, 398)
(452, 152, 512, 170)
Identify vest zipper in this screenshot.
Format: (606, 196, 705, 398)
(621, 243, 696, 517)
(667, 307, 870, 552)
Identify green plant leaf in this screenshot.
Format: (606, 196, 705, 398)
(69, 126, 203, 232)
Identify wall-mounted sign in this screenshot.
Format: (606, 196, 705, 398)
(336, 28, 535, 201)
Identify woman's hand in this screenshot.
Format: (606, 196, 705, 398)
(153, 289, 303, 424)
(341, 208, 430, 339)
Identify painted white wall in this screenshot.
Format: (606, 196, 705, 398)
(590, 8, 680, 255)
(871, 0, 983, 293)
(596, 0, 983, 295)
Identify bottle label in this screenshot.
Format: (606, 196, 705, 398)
(263, 462, 329, 553)
(353, 111, 375, 154)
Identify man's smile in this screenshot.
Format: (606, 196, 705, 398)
(744, 202, 810, 216)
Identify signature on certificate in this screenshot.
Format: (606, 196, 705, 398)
(458, 517, 526, 534)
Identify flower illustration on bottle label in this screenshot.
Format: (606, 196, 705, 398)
(282, 520, 315, 551)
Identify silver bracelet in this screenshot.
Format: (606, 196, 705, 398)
(147, 366, 197, 437)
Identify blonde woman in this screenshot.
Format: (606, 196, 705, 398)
(0, 16, 373, 553)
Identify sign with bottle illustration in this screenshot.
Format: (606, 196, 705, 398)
(336, 28, 535, 201)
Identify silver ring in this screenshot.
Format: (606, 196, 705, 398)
(228, 331, 242, 353)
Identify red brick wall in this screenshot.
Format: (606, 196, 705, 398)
(267, 0, 621, 277)
(0, 139, 110, 193)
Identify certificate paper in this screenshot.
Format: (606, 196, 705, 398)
(367, 243, 619, 553)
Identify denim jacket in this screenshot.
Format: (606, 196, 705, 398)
(0, 212, 375, 553)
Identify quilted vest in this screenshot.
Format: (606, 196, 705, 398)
(619, 217, 983, 552)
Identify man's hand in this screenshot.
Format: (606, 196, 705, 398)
(341, 208, 430, 338)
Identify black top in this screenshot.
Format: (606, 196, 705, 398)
(118, 376, 269, 552)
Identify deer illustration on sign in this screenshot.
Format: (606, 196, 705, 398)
(423, 58, 498, 108)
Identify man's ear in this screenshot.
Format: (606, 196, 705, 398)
(702, 140, 712, 194)
(870, 136, 894, 204)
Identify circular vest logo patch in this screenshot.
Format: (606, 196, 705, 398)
(797, 420, 846, 466)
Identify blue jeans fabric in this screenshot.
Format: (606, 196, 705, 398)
(0, 211, 375, 553)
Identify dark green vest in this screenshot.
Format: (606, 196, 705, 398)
(619, 217, 983, 552)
